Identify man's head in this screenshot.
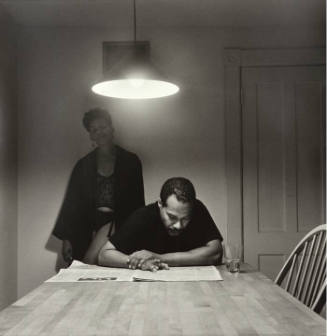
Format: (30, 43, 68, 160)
(158, 177, 196, 236)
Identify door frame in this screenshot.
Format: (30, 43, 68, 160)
(223, 47, 326, 254)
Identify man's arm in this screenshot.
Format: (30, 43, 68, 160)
(160, 239, 222, 266)
(98, 240, 167, 271)
(98, 238, 222, 268)
(130, 239, 222, 267)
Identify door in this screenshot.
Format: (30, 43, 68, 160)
(242, 66, 325, 280)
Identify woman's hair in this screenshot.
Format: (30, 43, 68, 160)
(82, 107, 112, 131)
(160, 177, 196, 206)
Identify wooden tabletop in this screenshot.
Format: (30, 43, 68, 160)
(0, 264, 325, 336)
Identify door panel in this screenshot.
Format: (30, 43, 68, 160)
(256, 82, 286, 232)
(242, 66, 325, 280)
(295, 81, 325, 232)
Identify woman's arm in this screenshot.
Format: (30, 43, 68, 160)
(52, 161, 82, 241)
(83, 223, 112, 265)
(62, 240, 73, 263)
(98, 240, 130, 267)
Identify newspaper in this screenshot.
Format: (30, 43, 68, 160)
(46, 260, 223, 282)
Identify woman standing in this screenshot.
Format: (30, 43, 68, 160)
(52, 108, 145, 263)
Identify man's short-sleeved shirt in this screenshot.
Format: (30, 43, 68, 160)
(109, 200, 223, 255)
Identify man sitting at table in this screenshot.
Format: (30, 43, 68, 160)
(96, 177, 223, 271)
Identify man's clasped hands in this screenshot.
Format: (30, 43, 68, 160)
(127, 250, 169, 272)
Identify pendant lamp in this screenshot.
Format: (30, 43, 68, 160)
(91, 0, 179, 99)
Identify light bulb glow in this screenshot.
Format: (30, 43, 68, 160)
(128, 78, 145, 88)
(92, 79, 179, 99)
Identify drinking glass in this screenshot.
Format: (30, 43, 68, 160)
(224, 243, 242, 273)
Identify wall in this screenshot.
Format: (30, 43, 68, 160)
(0, 7, 17, 310)
(17, 24, 324, 297)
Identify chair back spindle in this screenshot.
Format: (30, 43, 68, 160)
(275, 225, 326, 314)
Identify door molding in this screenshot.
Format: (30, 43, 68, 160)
(224, 47, 326, 251)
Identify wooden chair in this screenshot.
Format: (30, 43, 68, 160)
(275, 224, 326, 314)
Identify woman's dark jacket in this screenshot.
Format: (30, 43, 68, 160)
(52, 146, 145, 260)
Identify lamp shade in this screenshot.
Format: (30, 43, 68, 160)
(92, 79, 179, 99)
(92, 41, 179, 99)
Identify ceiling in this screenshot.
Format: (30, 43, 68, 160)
(0, 0, 325, 28)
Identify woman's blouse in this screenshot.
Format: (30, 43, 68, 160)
(96, 172, 115, 209)
(95, 172, 115, 232)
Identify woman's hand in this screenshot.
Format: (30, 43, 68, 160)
(62, 240, 73, 263)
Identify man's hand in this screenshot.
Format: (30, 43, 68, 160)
(127, 255, 169, 272)
(140, 258, 169, 272)
(130, 250, 159, 260)
(128, 250, 160, 270)
(62, 240, 73, 263)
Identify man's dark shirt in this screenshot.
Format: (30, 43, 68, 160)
(109, 200, 223, 255)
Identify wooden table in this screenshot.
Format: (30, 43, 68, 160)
(0, 264, 325, 335)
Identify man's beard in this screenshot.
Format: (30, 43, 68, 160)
(167, 228, 181, 236)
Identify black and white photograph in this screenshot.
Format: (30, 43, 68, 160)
(0, 0, 326, 335)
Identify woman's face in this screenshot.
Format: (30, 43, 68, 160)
(88, 117, 113, 147)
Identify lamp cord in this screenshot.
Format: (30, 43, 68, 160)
(133, 0, 137, 43)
